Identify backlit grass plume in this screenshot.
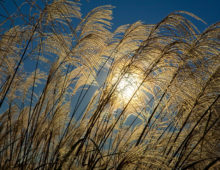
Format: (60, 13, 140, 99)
(0, 0, 219, 169)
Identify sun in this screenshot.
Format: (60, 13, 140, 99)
(109, 58, 143, 104)
(116, 73, 140, 102)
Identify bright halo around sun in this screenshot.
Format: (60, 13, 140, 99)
(115, 73, 141, 103)
(108, 58, 144, 106)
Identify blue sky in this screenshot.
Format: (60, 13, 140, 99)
(82, 0, 220, 31)
(0, 0, 219, 114)
(1, 0, 219, 31)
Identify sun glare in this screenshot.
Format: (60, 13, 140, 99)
(116, 73, 140, 102)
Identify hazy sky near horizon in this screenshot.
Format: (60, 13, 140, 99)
(82, 0, 220, 31)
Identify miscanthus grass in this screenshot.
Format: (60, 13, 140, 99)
(0, 0, 219, 169)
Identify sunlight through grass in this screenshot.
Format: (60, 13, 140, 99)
(0, 0, 219, 169)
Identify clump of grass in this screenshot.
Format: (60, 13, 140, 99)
(0, 0, 219, 169)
